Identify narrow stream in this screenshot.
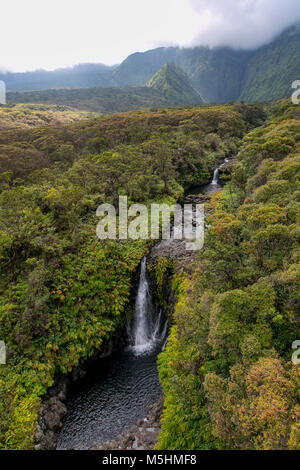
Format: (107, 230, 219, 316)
(57, 159, 227, 450)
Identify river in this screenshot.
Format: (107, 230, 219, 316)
(57, 158, 227, 450)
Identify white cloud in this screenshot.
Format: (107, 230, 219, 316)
(0, 0, 299, 72)
(188, 0, 300, 49)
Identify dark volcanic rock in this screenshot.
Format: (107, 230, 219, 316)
(37, 385, 68, 449)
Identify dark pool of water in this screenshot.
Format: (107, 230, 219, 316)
(57, 345, 163, 450)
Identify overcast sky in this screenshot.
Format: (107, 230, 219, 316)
(1, 0, 300, 72)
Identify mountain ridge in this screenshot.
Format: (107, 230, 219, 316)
(147, 62, 203, 106)
(7, 63, 204, 113)
(1, 26, 299, 103)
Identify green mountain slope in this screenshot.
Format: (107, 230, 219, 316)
(7, 70, 203, 114)
(109, 46, 252, 102)
(0, 103, 264, 449)
(239, 27, 300, 102)
(147, 62, 203, 106)
(178, 47, 252, 103)
(111, 47, 180, 87)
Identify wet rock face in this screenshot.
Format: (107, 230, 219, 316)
(90, 397, 164, 451)
(182, 194, 211, 205)
(36, 379, 68, 450)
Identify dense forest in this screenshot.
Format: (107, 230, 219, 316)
(0, 98, 299, 450)
(157, 99, 300, 450)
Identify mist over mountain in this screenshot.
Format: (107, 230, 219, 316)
(240, 26, 300, 102)
(2, 26, 300, 104)
(189, 0, 300, 50)
(0, 63, 117, 92)
(109, 26, 300, 103)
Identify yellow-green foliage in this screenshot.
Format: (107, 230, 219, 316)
(0, 102, 270, 449)
(157, 101, 300, 450)
(0, 104, 96, 130)
(148, 258, 175, 314)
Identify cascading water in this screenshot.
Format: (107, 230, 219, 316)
(198, 157, 230, 195)
(57, 256, 167, 450)
(129, 257, 167, 356)
(211, 168, 219, 185)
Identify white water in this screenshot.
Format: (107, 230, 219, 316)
(201, 157, 230, 195)
(212, 168, 219, 185)
(211, 158, 229, 185)
(129, 257, 167, 356)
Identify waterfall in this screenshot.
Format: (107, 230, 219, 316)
(129, 257, 167, 356)
(212, 168, 219, 185)
(132, 257, 152, 349)
(204, 158, 230, 193)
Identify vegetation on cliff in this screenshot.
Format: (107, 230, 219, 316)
(240, 27, 300, 102)
(157, 100, 300, 450)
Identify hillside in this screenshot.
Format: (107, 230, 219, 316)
(0, 100, 299, 451)
(240, 26, 300, 102)
(157, 99, 300, 450)
(7, 87, 170, 114)
(0, 103, 96, 129)
(0, 98, 299, 451)
(147, 62, 203, 106)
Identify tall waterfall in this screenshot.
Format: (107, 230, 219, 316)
(129, 257, 167, 356)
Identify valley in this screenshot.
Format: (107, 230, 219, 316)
(1, 0, 300, 457)
(0, 98, 299, 450)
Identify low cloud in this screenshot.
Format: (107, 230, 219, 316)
(189, 0, 300, 49)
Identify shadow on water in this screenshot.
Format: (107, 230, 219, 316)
(57, 344, 164, 450)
